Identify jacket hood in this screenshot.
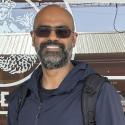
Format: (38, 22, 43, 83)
(55, 61, 95, 94)
(25, 61, 96, 96)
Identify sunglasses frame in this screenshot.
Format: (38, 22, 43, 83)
(33, 25, 73, 38)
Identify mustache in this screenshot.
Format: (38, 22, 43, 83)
(40, 40, 65, 50)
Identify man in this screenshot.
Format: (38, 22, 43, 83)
(7, 4, 125, 125)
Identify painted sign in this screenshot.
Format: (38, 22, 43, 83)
(0, 0, 39, 33)
(0, 0, 40, 118)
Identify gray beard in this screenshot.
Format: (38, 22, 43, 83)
(35, 40, 71, 69)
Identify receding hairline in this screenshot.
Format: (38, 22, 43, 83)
(33, 4, 75, 31)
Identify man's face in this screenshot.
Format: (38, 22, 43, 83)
(31, 6, 77, 69)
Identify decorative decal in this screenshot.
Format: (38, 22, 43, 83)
(0, 55, 37, 74)
(0, 0, 38, 117)
(16, 13, 35, 31)
(0, 0, 36, 33)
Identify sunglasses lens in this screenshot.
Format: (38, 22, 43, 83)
(35, 27, 50, 37)
(34, 26, 72, 38)
(56, 27, 71, 38)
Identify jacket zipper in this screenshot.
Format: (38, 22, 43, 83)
(35, 103, 42, 125)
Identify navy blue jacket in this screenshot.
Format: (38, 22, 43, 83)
(7, 61, 125, 125)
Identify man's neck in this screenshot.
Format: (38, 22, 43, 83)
(41, 62, 74, 90)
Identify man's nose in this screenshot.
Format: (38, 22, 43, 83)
(49, 30, 58, 41)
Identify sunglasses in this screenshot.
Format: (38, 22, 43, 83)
(33, 26, 72, 38)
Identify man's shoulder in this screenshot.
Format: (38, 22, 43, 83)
(7, 80, 29, 104)
(7, 65, 42, 103)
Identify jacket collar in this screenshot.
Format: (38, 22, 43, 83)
(25, 61, 95, 96)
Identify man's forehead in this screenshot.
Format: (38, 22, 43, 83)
(38, 5, 71, 15)
(35, 17, 73, 31)
(37, 6, 72, 21)
(34, 5, 74, 30)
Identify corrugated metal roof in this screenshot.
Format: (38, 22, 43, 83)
(0, 33, 36, 55)
(76, 32, 125, 54)
(0, 32, 125, 55)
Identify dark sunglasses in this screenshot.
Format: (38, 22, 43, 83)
(33, 26, 72, 38)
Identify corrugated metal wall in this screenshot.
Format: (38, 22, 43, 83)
(0, 32, 125, 55)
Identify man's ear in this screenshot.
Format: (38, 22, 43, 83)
(72, 32, 78, 47)
(30, 31, 35, 47)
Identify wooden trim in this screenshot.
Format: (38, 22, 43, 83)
(75, 53, 125, 75)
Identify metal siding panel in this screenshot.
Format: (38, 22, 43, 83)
(23, 35, 29, 54)
(16, 35, 24, 54)
(1, 36, 7, 54)
(13, 36, 20, 54)
(26, 35, 32, 54)
(20, 35, 27, 54)
(0, 32, 125, 55)
(0, 36, 5, 54)
(79, 32, 125, 53)
(28, 36, 36, 55)
(10, 35, 16, 54)
(5, 36, 12, 54)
